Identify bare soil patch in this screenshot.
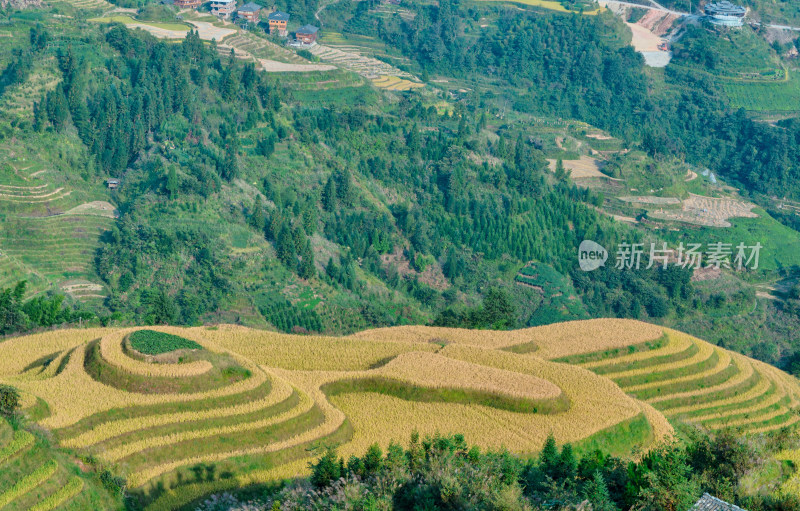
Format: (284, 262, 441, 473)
(649, 193, 758, 227)
(547, 156, 616, 179)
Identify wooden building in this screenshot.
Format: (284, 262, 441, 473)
(211, 0, 236, 18)
(237, 2, 262, 24)
(267, 11, 290, 37)
(295, 24, 318, 45)
(173, 0, 203, 8)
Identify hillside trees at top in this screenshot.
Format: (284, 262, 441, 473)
(14, 21, 693, 329)
(373, 3, 800, 199)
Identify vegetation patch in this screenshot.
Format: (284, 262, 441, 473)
(321, 377, 571, 415)
(84, 340, 249, 394)
(554, 334, 668, 365)
(128, 330, 203, 356)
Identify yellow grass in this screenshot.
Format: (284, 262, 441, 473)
(0, 329, 109, 376)
(478, 0, 573, 12)
(622, 348, 731, 393)
(21, 342, 269, 429)
(651, 353, 756, 406)
(377, 351, 562, 400)
(101, 390, 313, 463)
(605, 336, 712, 381)
(688, 383, 782, 423)
(582, 330, 692, 369)
(4, 319, 798, 497)
(353, 319, 663, 357)
(639, 401, 674, 444)
(61, 370, 294, 449)
(203, 325, 438, 370)
(100, 329, 213, 378)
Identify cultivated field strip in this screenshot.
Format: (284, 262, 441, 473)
(100, 330, 213, 378)
(3, 320, 799, 509)
(0, 459, 58, 508)
(309, 44, 417, 80)
(575, 329, 800, 433)
(0, 429, 35, 465)
(27, 476, 84, 511)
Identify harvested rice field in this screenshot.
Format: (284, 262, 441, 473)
(1, 320, 798, 509)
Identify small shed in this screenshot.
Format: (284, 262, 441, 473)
(106, 179, 120, 189)
(295, 24, 319, 45)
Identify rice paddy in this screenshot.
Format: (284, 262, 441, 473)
(371, 75, 425, 91)
(0, 319, 797, 509)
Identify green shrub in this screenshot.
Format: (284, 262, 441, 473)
(128, 330, 202, 355)
(0, 384, 20, 416)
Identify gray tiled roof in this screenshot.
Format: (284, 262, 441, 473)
(268, 11, 290, 20)
(238, 2, 261, 11)
(692, 494, 746, 511)
(297, 24, 319, 34)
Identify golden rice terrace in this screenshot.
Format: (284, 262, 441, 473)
(1, 319, 799, 510)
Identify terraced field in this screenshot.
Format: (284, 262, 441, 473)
(0, 157, 112, 299)
(0, 320, 797, 509)
(220, 33, 308, 66)
(372, 75, 425, 91)
(309, 44, 420, 81)
(0, 418, 94, 511)
(58, 0, 112, 10)
(567, 329, 800, 434)
(0, 213, 114, 298)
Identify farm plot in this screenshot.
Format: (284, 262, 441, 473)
(0, 419, 97, 511)
(372, 75, 424, 91)
(648, 193, 759, 227)
(309, 44, 419, 81)
(55, 0, 112, 10)
(723, 72, 800, 112)
(3, 320, 798, 509)
(547, 156, 616, 180)
(220, 33, 308, 66)
(572, 329, 800, 434)
(0, 214, 114, 292)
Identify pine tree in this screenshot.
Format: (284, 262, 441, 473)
(250, 197, 266, 232)
(222, 137, 239, 181)
(539, 434, 559, 477)
(33, 98, 46, 132)
(585, 470, 618, 511)
(309, 448, 341, 488)
(559, 443, 577, 483)
(165, 166, 178, 200)
(276, 224, 296, 267)
(336, 168, 354, 206)
(46, 85, 70, 132)
(321, 175, 337, 212)
(297, 239, 315, 279)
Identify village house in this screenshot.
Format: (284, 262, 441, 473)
(267, 10, 289, 37)
(295, 24, 318, 45)
(237, 2, 262, 24)
(106, 178, 120, 189)
(210, 0, 236, 18)
(173, 0, 203, 8)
